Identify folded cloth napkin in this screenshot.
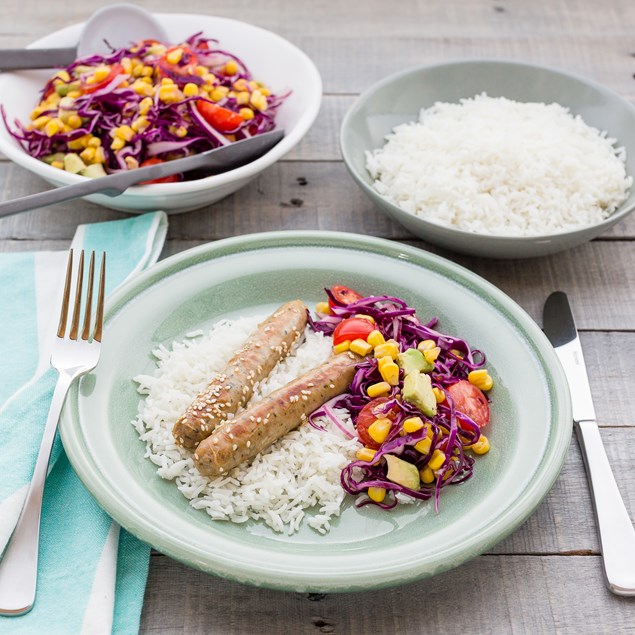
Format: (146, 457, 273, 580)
(0, 212, 168, 635)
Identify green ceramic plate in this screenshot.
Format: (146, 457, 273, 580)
(60, 231, 571, 592)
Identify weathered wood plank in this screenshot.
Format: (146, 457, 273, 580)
(140, 552, 634, 634)
(1, 161, 634, 241)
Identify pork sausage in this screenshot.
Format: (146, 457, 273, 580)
(193, 351, 361, 477)
(172, 300, 307, 450)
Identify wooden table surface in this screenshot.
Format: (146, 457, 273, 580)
(2, 1, 634, 632)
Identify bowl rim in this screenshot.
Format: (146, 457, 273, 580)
(0, 12, 323, 195)
(340, 58, 635, 243)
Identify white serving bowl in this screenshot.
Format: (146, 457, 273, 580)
(341, 60, 635, 259)
(0, 13, 322, 214)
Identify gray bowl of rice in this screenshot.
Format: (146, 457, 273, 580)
(341, 60, 635, 258)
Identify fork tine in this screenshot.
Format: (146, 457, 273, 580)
(81, 252, 95, 341)
(93, 253, 106, 343)
(56, 249, 74, 338)
(69, 250, 84, 341)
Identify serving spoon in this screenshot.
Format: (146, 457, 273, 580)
(0, 4, 168, 71)
(0, 130, 285, 218)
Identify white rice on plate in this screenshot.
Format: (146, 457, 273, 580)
(365, 94, 632, 236)
(132, 315, 361, 535)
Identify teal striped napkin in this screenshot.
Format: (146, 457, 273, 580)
(0, 212, 168, 634)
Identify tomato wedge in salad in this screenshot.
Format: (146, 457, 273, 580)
(138, 158, 180, 184)
(81, 63, 124, 94)
(332, 317, 375, 345)
(328, 284, 363, 308)
(355, 397, 400, 449)
(196, 100, 244, 133)
(447, 380, 490, 427)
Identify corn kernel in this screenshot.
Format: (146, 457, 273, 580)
(51, 160, 64, 170)
(141, 65, 154, 77)
(110, 137, 125, 151)
(114, 125, 134, 141)
(426, 426, 434, 439)
(354, 314, 375, 324)
(121, 57, 132, 74)
(93, 66, 110, 82)
(161, 77, 175, 86)
(315, 301, 331, 315)
(333, 340, 351, 354)
(54, 69, 71, 82)
(251, 94, 268, 111)
(367, 381, 391, 398)
(67, 114, 82, 129)
(442, 467, 455, 481)
(183, 82, 199, 98)
(159, 85, 183, 103)
(30, 106, 46, 120)
(374, 341, 399, 360)
(196, 65, 208, 77)
(32, 115, 51, 130)
(67, 135, 91, 150)
(470, 435, 490, 455)
(67, 90, 81, 99)
(79, 146, 95, 162)
(450, 348, 464, 359)
(368, 418, 392, 444)
(350, 339, 373, 356)
(420, 466, 435, 484)
(44, 119, 60, 136)
(423, 347, 441, 364)
(131, 64, 143, 77)
(166, 47, 184, 65)
(414, 437, 432, 454)
(428, 449, 446, 471)
(402, 416, 424, 433)
(124, 156, 139, 170)
(138, 97, 154, 115)
(236, 91, 250, 106)
(233, 78, 249, 91)
(175, 125, 188, 138)
(224, 60, 239, 75)
(377, 355, 393, 373)
(141, 76, 153, 85)
(131, 116, 149, 133)
(132, 80, 155, 97)
(93, 147, 106, 163)
(356, 447, 377, 462)
(431, 387, 445, 404)
(468, 369, 494, 391)
(367, 330, 385, 348)
(379, 361, 400, 386)
(368, 487, 386, 503)
(260, 87, 271, 97)
(210, 87, 227, 102)
(417, 339, 436, 352)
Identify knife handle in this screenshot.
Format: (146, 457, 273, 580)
(575, 420, 635, 596)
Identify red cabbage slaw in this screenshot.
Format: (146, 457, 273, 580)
(307, 290, 490, 512)
(2, 33, 287, 176)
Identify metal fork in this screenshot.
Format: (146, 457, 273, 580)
(0, 249, 106, 616)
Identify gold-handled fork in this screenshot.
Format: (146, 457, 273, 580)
(0, 249, 106, 616)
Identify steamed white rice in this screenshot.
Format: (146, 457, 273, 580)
(365, 94, 632, 236)
(132, 316, 361, 535)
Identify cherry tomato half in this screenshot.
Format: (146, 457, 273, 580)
(332, 317, 375, 346)
(355, 397, 399, 449)
(81, 63, 124, 95)
(447, 380, 490, 428)
(138, 158, 180, 185)
(328, 284, 363, 309)
(195, 100, 243, 133)
(158, 46, 199, 80)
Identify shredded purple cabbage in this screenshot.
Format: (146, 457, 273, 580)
(2, 32, 288, 179)
(309, 290, 490, 513)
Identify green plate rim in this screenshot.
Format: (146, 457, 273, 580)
(60, 230, 572, 591)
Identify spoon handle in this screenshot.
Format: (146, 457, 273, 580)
(0, 47, 78, 71)
(0, 130, 284, 217)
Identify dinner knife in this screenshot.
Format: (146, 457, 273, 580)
(0, 129, 284, 218)
(543, 291, 635, 596)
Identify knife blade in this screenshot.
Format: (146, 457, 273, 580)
(543, 291, 635, 596)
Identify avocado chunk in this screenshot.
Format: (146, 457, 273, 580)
(42, 152, 65, 165)
(397, 348, 434, 375)
(403, 370, 437, 417)
(63, 153, 86, 174)
(80, 163, 107, 179)
(385, 454, 420, 490)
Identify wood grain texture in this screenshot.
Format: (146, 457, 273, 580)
(2, 1, 635, 631)
(140, 553, 634, 634)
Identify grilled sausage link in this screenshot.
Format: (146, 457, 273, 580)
(193, 351, 361, 477)
(172, 300, 307, 450)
